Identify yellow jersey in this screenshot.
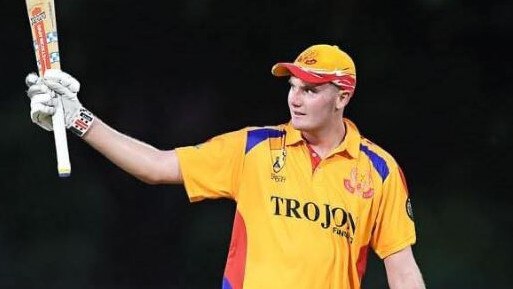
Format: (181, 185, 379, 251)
(175, 118, 416, 289)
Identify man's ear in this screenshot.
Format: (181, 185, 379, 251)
(336, 90, 351, 110)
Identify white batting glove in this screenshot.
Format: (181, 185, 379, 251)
(42, 69, 95, 137)
(25, 73, 57, 131)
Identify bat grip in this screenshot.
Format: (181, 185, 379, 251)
(52, 97, 71, 177)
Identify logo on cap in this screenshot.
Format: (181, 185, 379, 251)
(296, 50, 318, 65)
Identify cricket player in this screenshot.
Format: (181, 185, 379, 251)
(25, 44, 426, 289)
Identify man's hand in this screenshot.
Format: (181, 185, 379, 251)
(42, 69, 83, 127)
(25, 69, 94, 137)
(26, 73, 57, 131)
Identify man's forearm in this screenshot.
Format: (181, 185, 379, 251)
(385, 247, 426, 289)
(82, 117, 182, 184)
(387, 268, 425, 289)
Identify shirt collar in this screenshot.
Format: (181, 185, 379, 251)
(283, 118, 361, 159)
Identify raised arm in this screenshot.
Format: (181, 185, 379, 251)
(25, 69, 183, 184)
(82, 118, 182, 184)
(384, 246, 426, 289)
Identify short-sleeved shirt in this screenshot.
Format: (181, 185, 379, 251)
(175, 118, 416, 289)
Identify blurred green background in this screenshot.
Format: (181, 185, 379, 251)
(1, 0, 512, 288)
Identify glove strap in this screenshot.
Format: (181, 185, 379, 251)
(69, 108, 95, 137)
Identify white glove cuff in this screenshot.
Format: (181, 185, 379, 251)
(68, 107, 95, 137)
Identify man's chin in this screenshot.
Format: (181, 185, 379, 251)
(290, 120, 312, 132)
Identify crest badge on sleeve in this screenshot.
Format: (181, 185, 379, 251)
(406, 198, 414, 221)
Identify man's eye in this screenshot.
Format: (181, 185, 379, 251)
(305, 88, 316, 94)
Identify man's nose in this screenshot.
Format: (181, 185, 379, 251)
(289, 90, 302, 106)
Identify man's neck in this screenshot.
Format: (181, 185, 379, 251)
(301, 121, 346, 159)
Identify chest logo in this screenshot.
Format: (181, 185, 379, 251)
(344, 168, 374, 198)
(272, 149, 286, 173)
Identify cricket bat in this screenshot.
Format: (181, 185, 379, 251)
(25, 0, 71, 177)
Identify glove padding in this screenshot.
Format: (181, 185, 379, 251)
(26, 73, 57, 131)
(42, 69, 83, 128)
(25, 69, 94, 137)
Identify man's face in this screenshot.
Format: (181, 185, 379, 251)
(287, 76, 344, 132)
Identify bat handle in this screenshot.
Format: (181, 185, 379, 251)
(52, 97, 71, 177)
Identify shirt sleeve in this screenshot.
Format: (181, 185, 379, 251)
(370, 163, 417, 259)
(175, 129, 246, 202)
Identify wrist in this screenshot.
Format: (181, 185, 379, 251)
(68, 107, 95, 137)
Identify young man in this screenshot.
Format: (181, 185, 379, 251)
(25, 44, 426, 289)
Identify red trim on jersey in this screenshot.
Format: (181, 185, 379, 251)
(306, 144, 321, 172)
(398, 166, 409, 196)
(224, 210, 247, 289)
(356, 245, 369, 281)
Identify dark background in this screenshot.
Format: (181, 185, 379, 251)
(2, 0, 512, 288)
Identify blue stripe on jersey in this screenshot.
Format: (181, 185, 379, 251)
(222, 277, 233, 289)
(360, 145, 389, 181)
(245, 128, 284, 154)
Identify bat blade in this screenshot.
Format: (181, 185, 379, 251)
(26, 0, 71, 177)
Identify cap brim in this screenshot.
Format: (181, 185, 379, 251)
(271, 63, 331, 84)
